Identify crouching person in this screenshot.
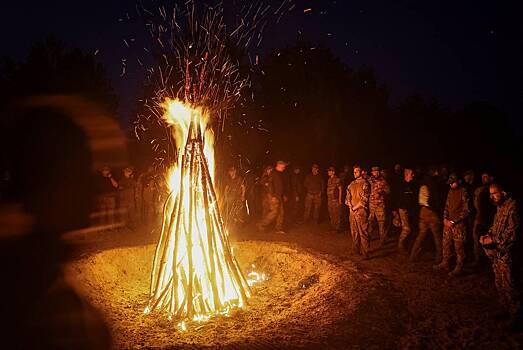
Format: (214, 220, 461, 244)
(480, 183, 521, 329)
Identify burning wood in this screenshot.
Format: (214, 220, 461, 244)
(144, 99, 251, 323)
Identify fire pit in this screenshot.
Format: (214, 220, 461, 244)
(65, 240, 361, 349)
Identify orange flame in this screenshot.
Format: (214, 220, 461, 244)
(145, 99, 250, 323)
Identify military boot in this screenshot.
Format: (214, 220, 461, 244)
(448, 259, 464, 277)
(433, 261, 450, 271)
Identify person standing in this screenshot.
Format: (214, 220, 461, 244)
(302, 164, 324, 224)
(346, 165, 371, 258)
(258, 165, 273, 220)
(368, 166, 390, 248)
(480, 183, 521, 328)
(433, 174, 470, 276)
(257, 161, 287, 234)
(409, 166, 445, 263)
(472, 172, 496, 266)
(397, 168, 418, 253)
(326, 166, 343, 232)
(289, 165, 305, 226)
(339, 165, 352, 232)
(223, 166, 246, 229)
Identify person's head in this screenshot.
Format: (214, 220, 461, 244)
(343, 165, 350, 173)
(123, 166, 134, 178)
(447, 173, 460, 189)
(489, 183, 507, 206)
(101, 166, 111, 177)
(381, 169, 389, 179)
(263, 165, 273, 176)
(440, 166, 449, 177)
(275, 161, 287, 172)
(463, 170, 474, 184)
(327, 166, 336, 177)
(394, 163, 402, 174)
(427, 165, 439, 177)
(353, 165, 362, 179)
(361, 169, 368, 178)
(404, 168, 414, 182)
(371, 166, 380, 179)
(293, 165, 301, 174)
(311, 164, 319, 175)
(481, 172, 494, 185)
(228, 166, 237, 178)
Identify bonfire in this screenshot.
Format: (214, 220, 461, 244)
(144, 99, 251, 323)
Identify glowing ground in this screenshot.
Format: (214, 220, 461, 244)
(65, 241, 363, 349)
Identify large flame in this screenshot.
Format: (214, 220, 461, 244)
(145, 99, 251, 324)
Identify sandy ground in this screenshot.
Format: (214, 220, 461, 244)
(62, 223, 523, 349)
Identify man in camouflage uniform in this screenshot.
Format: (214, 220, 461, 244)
(326, 166, 343, 232)
(257, 161, 287, 234)
(303, 164, 324, 224)
(480, 183, 521, 327)
(338, 165, 352, 232)
(346, 165, 371, 258)
(368, 166, 390, 248)
(433, 173, 470, 276)
(472, 172, 496, 266)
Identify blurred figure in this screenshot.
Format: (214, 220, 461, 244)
(1, 107, 110, 348)
(410, 166, 444, 263)
(480, 183, 521, 328)
(118, 166, 138, 228)
(95, 166, 118, 227)
(368, 166, 390, 248)
(289, 165, 305, 225)
(397, 168, 418, 254)
(303, 164, 324, 224)
(433, 174, 470, 276)
(326, 166, 343, 233)
(346, 165, 371, 258)
(472, 172, 496, 266)
(223, 166, 246, 230)
(257, 161, 287, 234)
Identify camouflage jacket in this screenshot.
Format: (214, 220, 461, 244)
(327, 175, 342, 201)
(488, 198, 520, 255)
(345, 177, 370, 211)
(444, 187, 470, 223)
(369, 177, 390, 208)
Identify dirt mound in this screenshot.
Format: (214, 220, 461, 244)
(65, 241, 361, 349)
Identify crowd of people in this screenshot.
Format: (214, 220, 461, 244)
(221, 161, 521, 329)
(93, 165, 167, 229)
(93, 160, 520, 329)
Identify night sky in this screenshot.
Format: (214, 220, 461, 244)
(1, 1, 521, 132)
